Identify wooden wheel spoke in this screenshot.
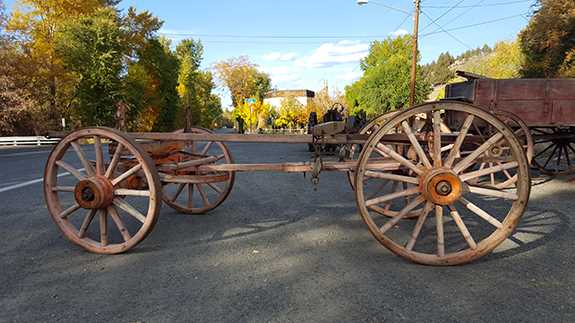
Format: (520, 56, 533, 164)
(534, 142, 555, 159)
(52, 186, 75, 192)
(448, 205, 477, 250)
(171, 183, 185, 202)
(433, 111, 442, 167)
(108, 206, 131, 242)
(445, 115, 474, 168)
(460, 162, 518, 182)
(196, 184, 210, 207)
(113, 198, 146, 223)
(556, 144, 563, 167)
(99, 209, 108, 246)
(489, 163, 495, 186)
(114, 189, 150, 197)
(380, 196, 426, 234)
(364, 171, 419, 184)
(187, 183, 194, 208)
(78, 209, 97, 238)
(111, 164, 142, 186)
(453, 132, 504, 174)
(71, 141, 95, 176)
(59, 203, 81, 219)
(94, 136, 104, 175)
(406, 202, 433, 251)
(401, 121, 432, 168)
(375, 143, 423, 175)
(436, 205, 445, 257)
(56, 160, 84, 180)
(366, 187, 420, 207)
(105, 143, 124, 178)
(494, 175, 518, 189)
(459, 197, 504, 229)
(564, 145, 571, 167)
(200, 142, 214, 156)
(543, 144, 559, 168)
(467, 186, 518, 200)
(207, 182, 223, 194)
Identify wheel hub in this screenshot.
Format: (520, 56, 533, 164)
(74, 177, 114, 209)
(422, 169, 463, 206)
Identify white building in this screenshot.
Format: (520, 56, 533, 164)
(263, 90, 315, 110)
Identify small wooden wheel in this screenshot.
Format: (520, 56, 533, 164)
(161, 128, 235, 214)
(532, 127, 575, 175)
(470, 110, 533, 189)
(44, 127, 162, 254)
(355, 101, 531, 265)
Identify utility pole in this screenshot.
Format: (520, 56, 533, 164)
(409, 0, 421, 108)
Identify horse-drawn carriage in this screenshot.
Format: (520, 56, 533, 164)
(43, 74, 574, 266)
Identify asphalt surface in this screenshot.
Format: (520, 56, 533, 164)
(1, 137, 575, 322)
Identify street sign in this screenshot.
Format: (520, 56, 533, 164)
(245, 98, 257, 105)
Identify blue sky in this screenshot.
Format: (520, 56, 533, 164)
(5, 0, 537, 107)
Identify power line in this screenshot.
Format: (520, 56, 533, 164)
(436, 0, 487, 29)
(423, 0, 532, 8)
(421, 12, 529, 37)
(420, 10, 471, 49)
(369, 0, 412, 15)
(421, 0, 468, 31)
(158, 32, 386, 39)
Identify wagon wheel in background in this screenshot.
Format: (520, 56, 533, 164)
(346, 110, 400, 190)
(470, 110, 533, 189)
(44, 127, 162, 254)
(161, 128, 235, 214)
(355, 102, 530, 265)
(531, 127, 575, 176)
(347, 110, 433, 219)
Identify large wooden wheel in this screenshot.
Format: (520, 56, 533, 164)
(354, 102, 531, 265)
(161, 128, 235, 214)
(532, 127, 575, 175)
(44, 127, 162, 254)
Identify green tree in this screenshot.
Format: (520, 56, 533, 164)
(519, 0, 575, 77)
(124, 37, 180, 131)
(175, 39, 222, 129)
(345, 35, 431, 117)
(423, 52, 455, 85)
(55, 7, 124, 126)
(7, 0, 113, 127)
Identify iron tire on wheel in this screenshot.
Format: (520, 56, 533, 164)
(44, 127, 162, 254)
(354, 101, 531, 266)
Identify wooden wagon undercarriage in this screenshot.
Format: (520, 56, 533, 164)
(44, 101, 532, 266)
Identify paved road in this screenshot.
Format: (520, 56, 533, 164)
(1, 140, 575, 322)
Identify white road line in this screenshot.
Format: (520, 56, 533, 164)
(0, 150, 52, 158)
(0, 168, 85, 193)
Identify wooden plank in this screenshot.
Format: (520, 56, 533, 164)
(195, 160, 401, 173)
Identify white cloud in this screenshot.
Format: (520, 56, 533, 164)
(260, 66, 301, 86)
(262, 52, 298, 62)
(390, 29, 409, 37)
(297, 40, 369, 68)
(337, 70, 363, 82)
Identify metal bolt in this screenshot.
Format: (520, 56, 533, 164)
(436, 181, 452, 196)
(82, 187, 95, 202)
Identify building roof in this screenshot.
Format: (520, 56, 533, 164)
(265, 89, 315, 99)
